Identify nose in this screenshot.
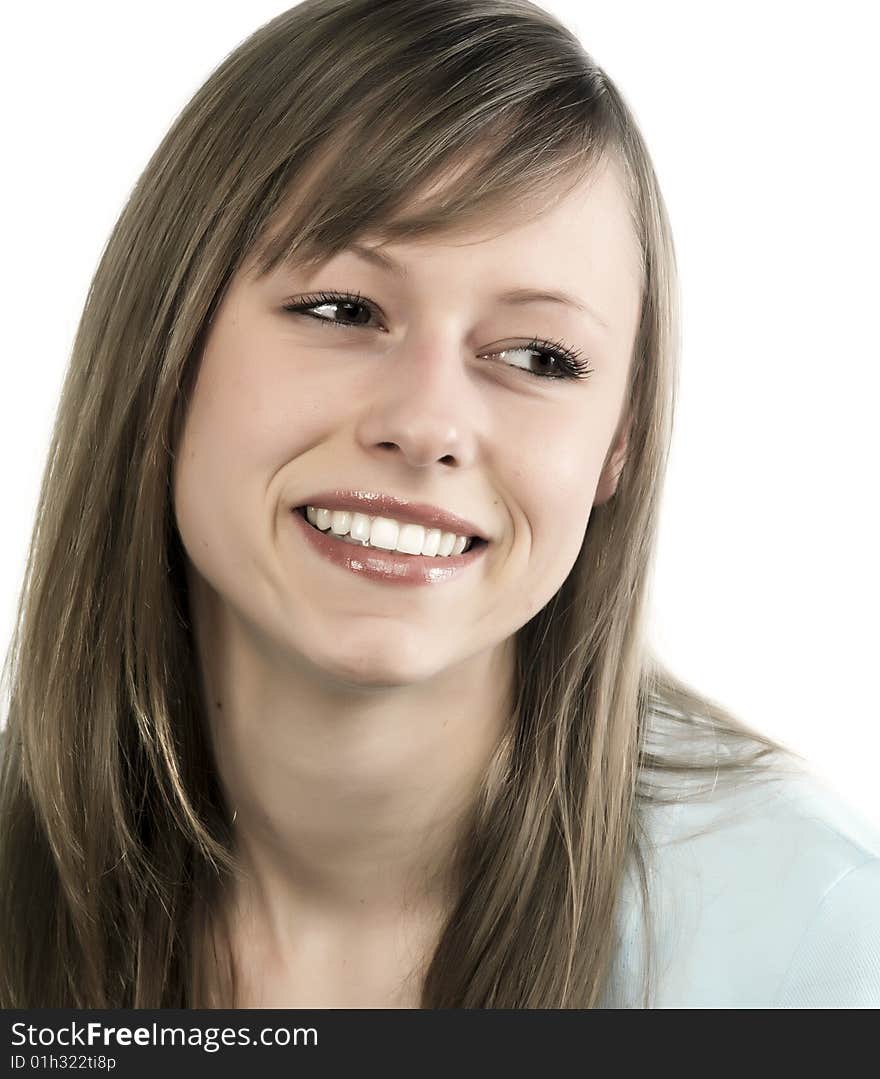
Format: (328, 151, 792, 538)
(354, 330, 484, 470)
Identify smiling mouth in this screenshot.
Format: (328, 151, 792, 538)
(295, 506, 487, 556)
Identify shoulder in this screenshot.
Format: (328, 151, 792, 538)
(773, 854, 880, 1007)
(740, 771, 880, 1007)
(606, 762, 880, 1007)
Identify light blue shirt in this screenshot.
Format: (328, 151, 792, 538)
(600, 757, 880, 1008)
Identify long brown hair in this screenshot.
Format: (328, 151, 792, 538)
(0, 0, 801, 1007)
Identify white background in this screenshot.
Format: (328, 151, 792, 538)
(1, 2, 877, 823)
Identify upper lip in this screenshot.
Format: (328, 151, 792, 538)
(295, 490, 490, 541)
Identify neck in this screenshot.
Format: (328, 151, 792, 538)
(189, 576, 516, 950)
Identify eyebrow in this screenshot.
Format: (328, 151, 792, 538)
(348, 242, 611, 332)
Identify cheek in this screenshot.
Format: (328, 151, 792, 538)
(171, 357, 273, 568)
(511, 413, 605, 524)
(510, 417, 605, 580)
(178, 341, 316, 493)
(530, 502, 592, 582)
(172, 338, 338, 576)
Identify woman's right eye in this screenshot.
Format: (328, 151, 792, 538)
(282, 291, 378, 327)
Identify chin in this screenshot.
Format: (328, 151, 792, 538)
(297, 631, 449, 691)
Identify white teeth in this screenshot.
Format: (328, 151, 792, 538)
(304, 506, 474, 557)
(347, 510, 371, 542)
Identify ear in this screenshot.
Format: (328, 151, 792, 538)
(593, 409, 631, 507)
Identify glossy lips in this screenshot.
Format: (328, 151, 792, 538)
(291, 506, 488, 586)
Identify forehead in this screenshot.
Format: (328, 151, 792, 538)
(246, 153, 644, 341)
(364, 153, 638, 259)
(464, 162, 634, 275)
(256, 140, 640, 262)
(349, 158, 644, 336)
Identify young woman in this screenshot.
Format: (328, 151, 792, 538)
(1, 0, 878, 1008)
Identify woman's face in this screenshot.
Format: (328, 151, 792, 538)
(173, 157, 643, 688)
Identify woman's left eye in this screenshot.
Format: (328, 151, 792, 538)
(281, 291, 593, 382)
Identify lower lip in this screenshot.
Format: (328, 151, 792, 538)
(290, 507, 489, 587)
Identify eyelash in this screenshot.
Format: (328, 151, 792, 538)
(281, 290, 594, 381)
